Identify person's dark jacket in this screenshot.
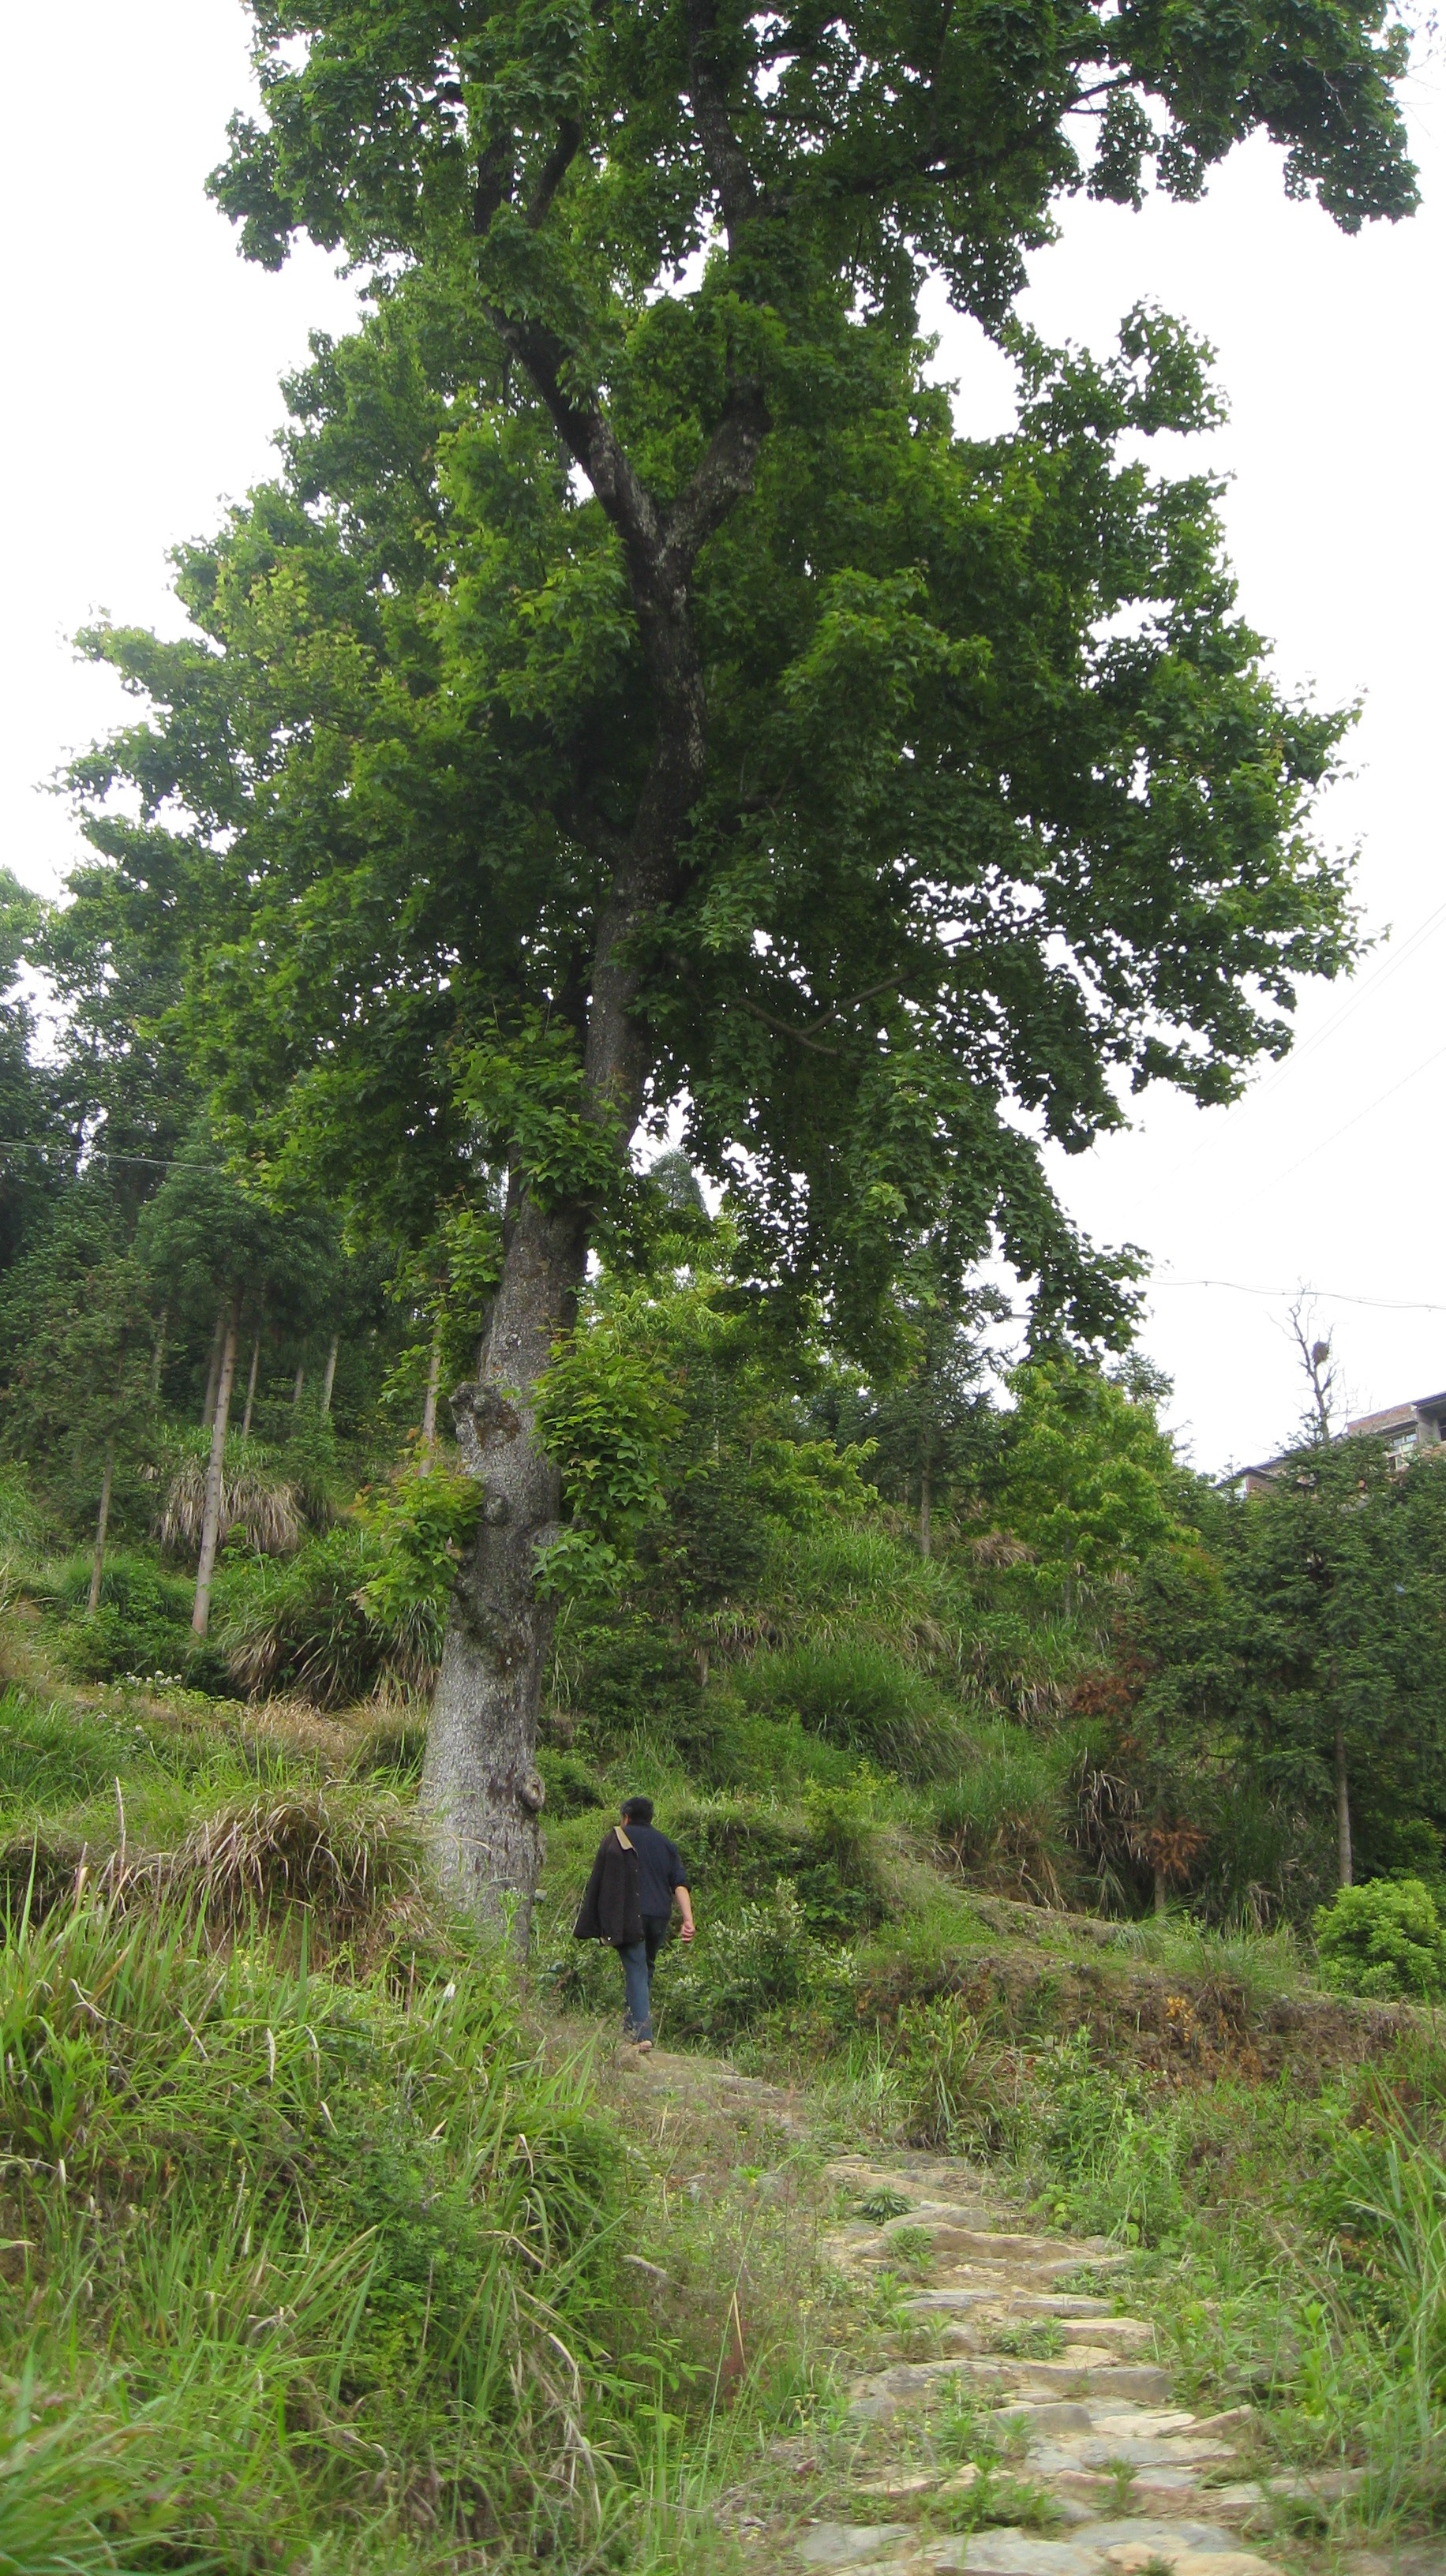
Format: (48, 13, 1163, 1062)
(574, 1826, 643, 1947)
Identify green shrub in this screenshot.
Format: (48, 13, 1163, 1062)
(218, 1527, 435, 1705)
(562, 1616, 704, 1740)
(539, 1750, 609, 1818)
(740, 1641, 953, 1775)
(936, 1728, 1075, 1907)
(1314, 1877, 1446, 2001)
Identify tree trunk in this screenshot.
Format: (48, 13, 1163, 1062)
(200, 1303, 227, 1429)
(425, 107, 770, 1934)
(1335, 1720, 1353, 1888)
(1153, 1864, 1167, 1919)
(919, 1459, 932, 1560)
(292, 1360, 306, 1411)
(151, 1303, 169, 1400)
(193, 1294, 240, 1638)
(418, 1329, 442, 1475)
(241, 1320, 263, 1440)
(320, 1332, 339, 1420)
(421, 1196, 587, 1938)
(87, 1442, 115, 1619)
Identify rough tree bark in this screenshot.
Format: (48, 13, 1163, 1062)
(193, 1294, 240, 1637)
(87, 1441, 115, 1619)
(1335, 1720, 1353, 1888)
(421, 23, 770, 1931)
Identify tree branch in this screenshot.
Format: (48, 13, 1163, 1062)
(527, 118, 583, 229)
(685, 0, 762, 244)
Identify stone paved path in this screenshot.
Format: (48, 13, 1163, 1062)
(775, 2144, 1348, 2576)
(622, 2051, 1429, 2576)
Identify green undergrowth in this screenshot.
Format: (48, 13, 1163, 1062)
(0, 1875, 867, 2576)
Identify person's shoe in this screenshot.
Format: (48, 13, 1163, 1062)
(635, 2038, 654, 2053)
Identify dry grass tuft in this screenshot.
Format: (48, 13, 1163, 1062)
(159, 1457, 305, 1559)
(153, 1789, 429, 1930)
(0, 1793, 435, 1949)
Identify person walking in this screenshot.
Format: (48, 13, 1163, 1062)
(574, 1796, 695, 2050)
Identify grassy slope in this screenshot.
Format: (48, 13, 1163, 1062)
(0, 1481, 1443, 2569)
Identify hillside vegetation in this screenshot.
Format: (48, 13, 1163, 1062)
(0, 1249, 1444, 2570)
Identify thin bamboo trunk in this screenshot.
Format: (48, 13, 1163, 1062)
(918, 1459, 932, 1559)
(292, 1361, 306, 1410)
(193, 1295, 240, 1638)
(1153, 1865, 1167, 1919)
(151, 1303, 169, 1400)
(1335, 1720, 1353, 1888)
(200, 1303, 227, 1429)
(418, 1331, 441, 1474)
(320, 1333, 339, 1420)
(87, 1442, 115, 1619)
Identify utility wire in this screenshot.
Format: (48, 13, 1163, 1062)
(1268, 1035, 1446, 1185)
(1152, 886, 1446, 1191)
(1150, 1276, 1446, 1316)
(0, 1138, 233, 1174)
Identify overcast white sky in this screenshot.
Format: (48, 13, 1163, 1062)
(2, 3, 1442, 1474)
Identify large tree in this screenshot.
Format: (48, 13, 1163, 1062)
(72, 0, 1413, 1925)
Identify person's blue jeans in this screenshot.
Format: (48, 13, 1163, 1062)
(619, 1915, 672, 2040)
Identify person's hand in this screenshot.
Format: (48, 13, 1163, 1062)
(679, 1918, 695, 1941)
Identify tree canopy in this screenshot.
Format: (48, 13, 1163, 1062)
(57, 0, 1418, 1918)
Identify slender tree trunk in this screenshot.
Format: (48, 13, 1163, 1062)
(919, 1459, 932, 1560)
(418, 1331, 442, 1475)
(193, 1294, 240, 1638)
(200, 1303, 227, 1429)
(292, 1360, 306, 1411)
(87, 1443, 115, 1619)
(239, 1298, 265, 1442)
(1335, 1721, 1353, 1888)
(1153, 1864, 1167, 1919)
(151, 1303, 169, 1400)
(320, 1332, 339, 1420)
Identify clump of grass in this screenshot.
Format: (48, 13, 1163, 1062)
(218, 1528, 440, 1705)
(159, 1449, 305, 1557)
(935, 1726, 1081, 1907)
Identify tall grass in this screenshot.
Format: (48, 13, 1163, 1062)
(0, 1889, 647, 2567)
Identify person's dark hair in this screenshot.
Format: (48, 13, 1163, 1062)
(620, 1795, 654, 1825)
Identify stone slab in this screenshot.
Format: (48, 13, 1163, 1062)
(961, 2530, 1107, 2574)
(796, 2525, 913, 2568)
(1068, 2521, 1240, 2555)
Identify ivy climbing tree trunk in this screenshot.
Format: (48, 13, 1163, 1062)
(193, 1293, 239, 1638)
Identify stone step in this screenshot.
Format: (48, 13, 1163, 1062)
(960, 2359, 1174, 2402)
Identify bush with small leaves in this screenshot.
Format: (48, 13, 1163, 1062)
(1313, 1877, 1446, 2001)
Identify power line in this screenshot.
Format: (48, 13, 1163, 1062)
(1268, 1035, 1446, 1185)
(1151, 1276, 1446, 1316)
(0, 1138, 234, 1174)
(1153, 886, 1446, 1192)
